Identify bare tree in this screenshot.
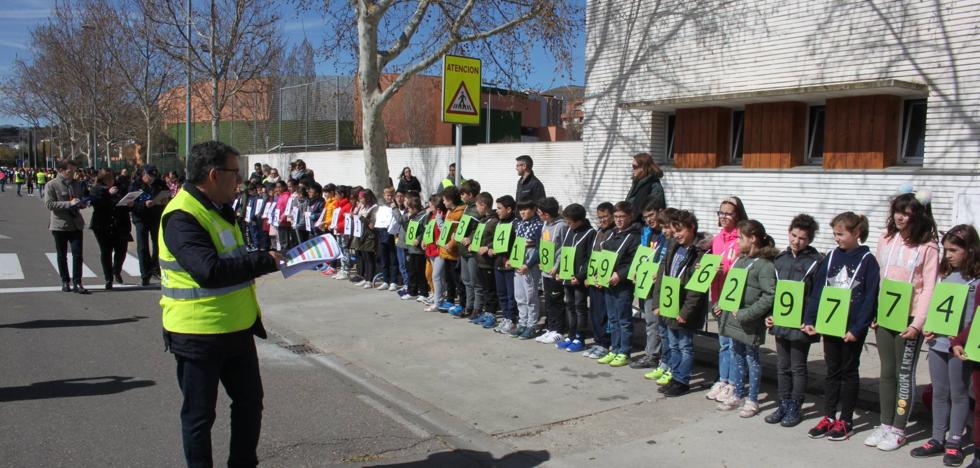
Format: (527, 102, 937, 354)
(318, 0, 580, 192)
(142, 0, 283, 139)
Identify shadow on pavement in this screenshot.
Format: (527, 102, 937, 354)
(368, 449, 550, 468)
(0, 316, 148, 329)
(0, 376, 156, 402)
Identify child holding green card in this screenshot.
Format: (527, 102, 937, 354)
(456, 180, 483, 319)
(511, 199, 544, 339)
(707, 196, 749, 404)
(403, 195, 430, 302)
(440, 187, 465, 314)
(556, 204, 596, 353)
(716, 220, 778, 417)
(802, 212, 879, 442)
(490, 195, 518, 334)
(472, 192, 500, 328)
(535, 197, 569, 344)
(595, 202, 640, 367)
(631, 202, 669, 370)
(914, 224, 979, 464)
(582, 202, 616, 359)
(764, 214, 822, 428)
(423, 194, 446, 312)
(867, 190, 939, 451)
(649, 210, 710, 397)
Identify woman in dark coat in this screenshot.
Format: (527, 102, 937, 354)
(625, 152, 666, 222)
(89, 168, 133, 289)
(396, 167, 422, 194)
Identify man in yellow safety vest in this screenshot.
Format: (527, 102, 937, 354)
(159, 141, 282, 466)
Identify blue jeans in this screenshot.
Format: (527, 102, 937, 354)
(657, 321, 672, 369)
(732, 341, 762, 401)
(588, 287, 609, 348)
(718, 334, 738, 383)
(494, 268, 516, 322)
(396, 247, 409, 286)
(666, 327, 695, 385)
(604, 287, 633, 355)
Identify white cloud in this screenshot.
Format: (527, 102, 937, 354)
(0, 39, 29, 50)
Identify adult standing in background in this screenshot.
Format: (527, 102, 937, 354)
(45, 159, 90, 294)
(625, 152, 666, 222)
(90, 168, 132, 289)
(249, 162, 263, 184)
(435, 163, 460, 194)
(159, 140, 281, 468)
(36, 167, 48, 199)
(515, 155, 546, 203)
(131, 165, 169, 286)
(396, 166, 421, 194)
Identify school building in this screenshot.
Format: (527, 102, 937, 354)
(582, 0, 978, 250)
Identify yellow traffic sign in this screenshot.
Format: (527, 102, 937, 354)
(442, 55, 481, 125)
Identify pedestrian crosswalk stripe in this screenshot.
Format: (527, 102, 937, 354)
(45, 253, 96, 278)
(0, 233, 11, 239)
(0, 253, 25, 280)
(122, 253, 142, 277)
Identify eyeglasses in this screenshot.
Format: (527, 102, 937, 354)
(717, 211, 735, 217)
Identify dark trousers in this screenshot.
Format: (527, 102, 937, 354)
(94, 231, 128, 281)
(494, 268, 516, 321)
(588, 287, 609, 348)
(822, 334, 865, 423)
(378, 233, 397, 284)
(775, 337, 812, 402)
(358, 250, 377, 281)
(407, 253, 429, 296)
(478, 268, 498, 313)
(972, 368, 980, 448)
(175, 342, 263, 468)
(542, 277, 565, 333)
(444, 259, 461, 305)
(51, 230, 83, 284)
(563, 284, 588, 339)
(133, 219, 160, 280)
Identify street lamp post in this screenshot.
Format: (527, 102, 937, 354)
(185, 0, 192, 174)
(82, 23, 98, 170)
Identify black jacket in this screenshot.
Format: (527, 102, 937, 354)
(89, 184, 133, 242)
(651, 233, 712, 330)
(130, 177, 168, 224)
(771, 246, 823, 342)
(162, 183, 279, 359)
(596, 222, 641, 291)
(559, 220, 596, 286)
(516, 172, 546, 203)
(625, 174, 666, 222)
(396, 176, 422, 194)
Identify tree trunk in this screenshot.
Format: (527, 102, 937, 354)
(144, 112, 153, 165)
(211, 75, 220, 139)
(361, 91, 390, 193)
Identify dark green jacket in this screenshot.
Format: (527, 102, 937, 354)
(718, 246, 779, 346)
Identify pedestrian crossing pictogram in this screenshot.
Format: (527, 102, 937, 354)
(447, 83, 478, 116)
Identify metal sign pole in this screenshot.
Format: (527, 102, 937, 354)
(455, 124, 462, 185)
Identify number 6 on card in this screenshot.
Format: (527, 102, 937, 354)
(685, 254, 721, 293)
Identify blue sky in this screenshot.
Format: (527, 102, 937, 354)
(0, 1, 584, 126)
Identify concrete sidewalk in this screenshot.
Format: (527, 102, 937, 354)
(256, 272, 942, 467)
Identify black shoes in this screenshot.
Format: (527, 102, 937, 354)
(105, 280, 113, 290)
(61, 281, 72, 292)
(113, 274, 124, 284)
(662, 380, 690, 397)
(781, 399, 803, 427)
(73, 284, 90, 295)
(628, 354, 659, 369)
(141, 277, 151, 287)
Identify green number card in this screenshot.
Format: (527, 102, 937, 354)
(633, 262, 660, 299)
(422, 219, 436, 245)
(595, 251, 618, 287)
(508, 236, 528, 268)
(406, 220, 420, 245)
(469, 223, 486, 253)
(454, 215, 473, 242)
(717, 267, 749, 312)
(586, 250, 601, 286)
(558, 246, 576, 280)
(437, 221, 455, 247)
(492, 223, 512, 253)
(924, 282, 970, 336)
(772, 280, 805, 328)
(627, 245, 654, 281)
(963, 307, 980, 363)
(685, 254, 722, 293)
(877, 278, 913, 332)
(815, 286, 851, 338)
(659, 275, 681, 318)
(539, 240, 556, 272)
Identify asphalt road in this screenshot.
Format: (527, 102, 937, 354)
(0, 188, 454, 467)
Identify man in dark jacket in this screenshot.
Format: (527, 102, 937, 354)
(515, 155, 546, 203)
(161, 141, 282, 467)
(131, 165, 169, 285)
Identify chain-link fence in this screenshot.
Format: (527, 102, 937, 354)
(275, 77, 356, 152)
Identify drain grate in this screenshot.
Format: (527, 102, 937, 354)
(278, 343, 321, 355)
